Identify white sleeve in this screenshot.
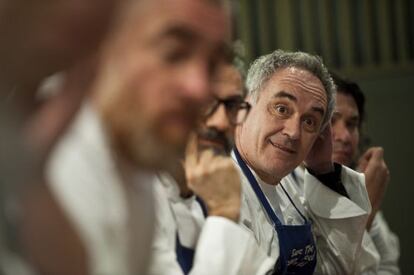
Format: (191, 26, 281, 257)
(369, 212, 401, 275)
(303, 166, 374, 274)
(148, 216, 275, 275)
(147, 178, 185, 275)
(190, 216, 275, 275)
(149, 176, 275, 275)
(147, 243, 185, 275)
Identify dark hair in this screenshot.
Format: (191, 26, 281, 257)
(330, 71, 365, 126)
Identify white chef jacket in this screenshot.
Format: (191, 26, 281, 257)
(148, 173, 276, 275)
(234, 151, 378, 275)
(47, 103, 155, 275)
(293, 166, 401, 275)
(368, 212, 401, 275)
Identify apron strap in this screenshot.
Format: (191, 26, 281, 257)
(176, 233, 195, 275)
(279, 183, 307, 223)
(233, 148, 283, 226)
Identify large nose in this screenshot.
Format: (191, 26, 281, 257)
(179, 62, 211, 106)
(332, 121, 351, 144)
(282, 117, 301, 140)
(205, 104, 231, 132)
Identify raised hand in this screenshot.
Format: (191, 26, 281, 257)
(357, 147, 390, 228)
(184, 135, 241, 222)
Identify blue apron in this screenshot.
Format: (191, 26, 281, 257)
(176, 233, 195, 275)
(175, 196, 208, 274)
(234, 148, 317, 275)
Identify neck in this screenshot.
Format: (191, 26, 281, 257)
(254, 169, 281, 186)
(235, 132, 281, 186)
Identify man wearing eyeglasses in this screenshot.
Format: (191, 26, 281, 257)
(195, 67, 250, 155)
(148, 63, 275, 275)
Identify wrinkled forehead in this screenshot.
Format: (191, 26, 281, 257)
(266, 67, 328, 107)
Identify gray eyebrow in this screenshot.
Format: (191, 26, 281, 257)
(273, 91, 297, 102)
(274, 90, 325, 117)
(311, 106, 325, 117)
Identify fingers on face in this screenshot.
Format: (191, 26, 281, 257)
(190, 151, 236, 179)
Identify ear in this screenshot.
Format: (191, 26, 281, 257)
(304, 123, 334, 174)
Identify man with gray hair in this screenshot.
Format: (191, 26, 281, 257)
(232, 50, 376, 274)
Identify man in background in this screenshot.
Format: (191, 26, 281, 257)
(330, 72, 400, 274)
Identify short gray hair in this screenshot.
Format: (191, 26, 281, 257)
(246, 49, 336, 130)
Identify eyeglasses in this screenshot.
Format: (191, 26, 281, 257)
(203, 97, 251, 125)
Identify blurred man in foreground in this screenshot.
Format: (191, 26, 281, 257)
(0, 1, 119, 274)
(47, 0, 231, 274)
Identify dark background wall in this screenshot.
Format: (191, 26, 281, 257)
(234, 0, 414, 273)
(358, 73, 414, 274)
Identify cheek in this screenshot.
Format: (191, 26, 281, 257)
(240, 113, 262, 149)
(118, 58, 169, 117)
(351, 133, 360, 151)
(132, 80, 164, 114)
(301, 134, 319, 157)
(227, 125, 237, 140)
(102, 76, 157, 138)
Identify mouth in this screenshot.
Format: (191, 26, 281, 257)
(333, 149, 351, 157)
(332, 150, 352, 164)
(269, 140, 296, 154)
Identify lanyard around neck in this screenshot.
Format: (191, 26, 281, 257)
(234, 148, 283, 226)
